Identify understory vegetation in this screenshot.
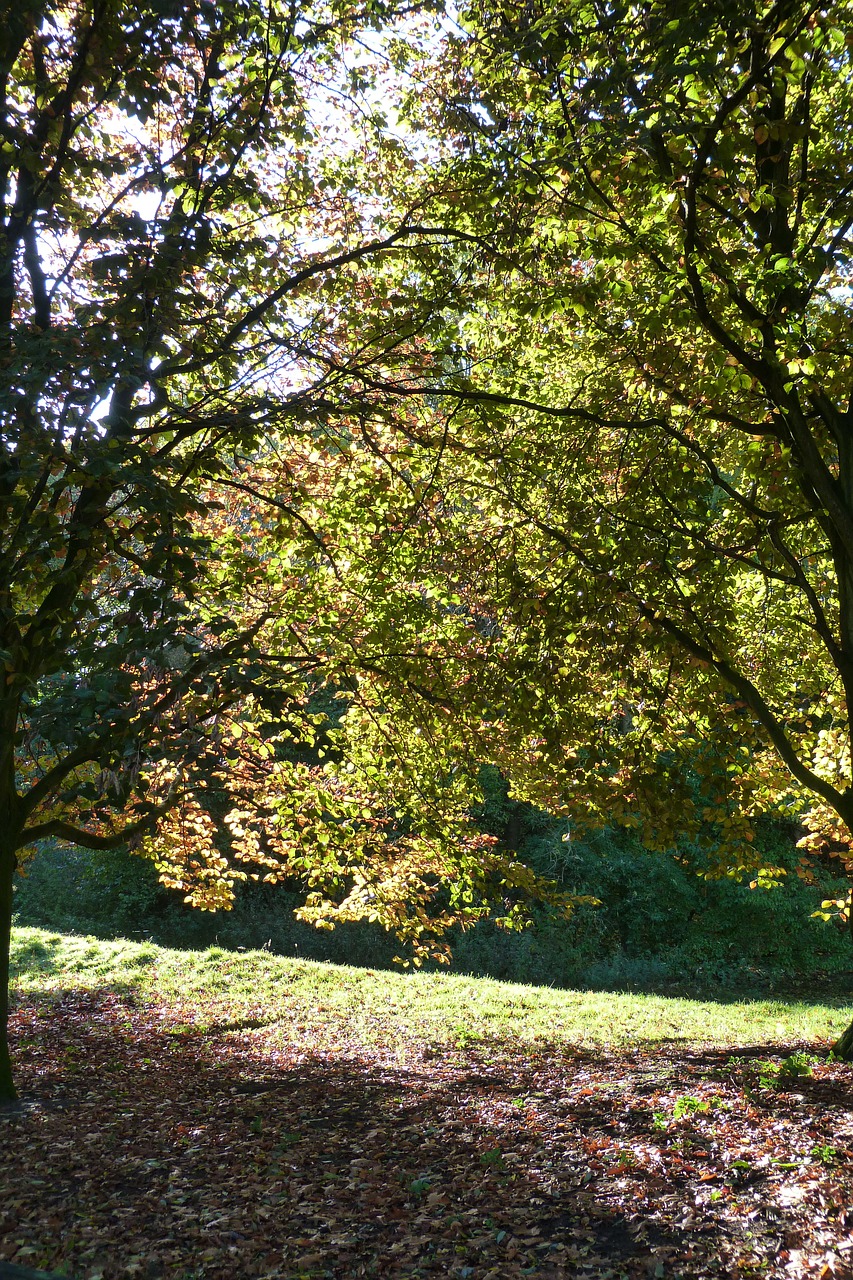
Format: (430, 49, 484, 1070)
(15, 797, 853, 996)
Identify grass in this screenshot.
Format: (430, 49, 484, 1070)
(7, 926, 853, 1280)
(10, 925, 853, 1057)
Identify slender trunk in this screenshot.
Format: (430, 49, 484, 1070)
(831, 879, 853, 1060)
(0, 678, 22, 1103)
(0, 834, 16, 1104)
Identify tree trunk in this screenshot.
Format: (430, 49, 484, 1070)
(830, 883, 853, 1060)
(832, 1016, 853, 1060)
(0, 835, 16, 1105)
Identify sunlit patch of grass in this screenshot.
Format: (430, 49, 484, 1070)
(10, 925, 851, 1055)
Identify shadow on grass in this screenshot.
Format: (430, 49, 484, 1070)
(2, 985, 851, 1279)
(11, 934, 68, 976)
(14, 892, 853, 1002)
(10, 933, 150, 981)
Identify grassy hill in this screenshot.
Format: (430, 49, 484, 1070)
(11, 926, 852, 1057)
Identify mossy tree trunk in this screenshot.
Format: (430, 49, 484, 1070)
(832, 1018, 853, 1060)
(0, 706, 22, 1105)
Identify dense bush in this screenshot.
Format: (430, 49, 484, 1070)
(461, 766, 853, 991)
(14, 844, 163, 936)
(13, 843, 402, 967)
(512, 822, 852, 992)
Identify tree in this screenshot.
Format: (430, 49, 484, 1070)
(299, 0, 853, 1046)
(0, 0, 580, 1104)
(0, 0, 343, 1102)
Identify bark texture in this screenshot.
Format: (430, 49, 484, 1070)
(0, 837, 16, 1104)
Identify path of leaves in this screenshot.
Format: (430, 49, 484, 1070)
(1, 989, 852, 1279)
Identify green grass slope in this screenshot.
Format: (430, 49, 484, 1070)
(10, 926, 852, 1057)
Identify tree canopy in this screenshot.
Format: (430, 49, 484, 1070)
(0, 0, 572, 1102)
(281, 0, 853, 1044)
(6, 0, 853, 1099)
(339, 0, 853, 871)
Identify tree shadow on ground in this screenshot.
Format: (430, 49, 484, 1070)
(9, 935, 152, 995)
(2, 988, 852, 1278)
(10, 934, 72, 978)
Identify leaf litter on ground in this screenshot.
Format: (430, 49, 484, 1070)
(2, 928, 853, 1279)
